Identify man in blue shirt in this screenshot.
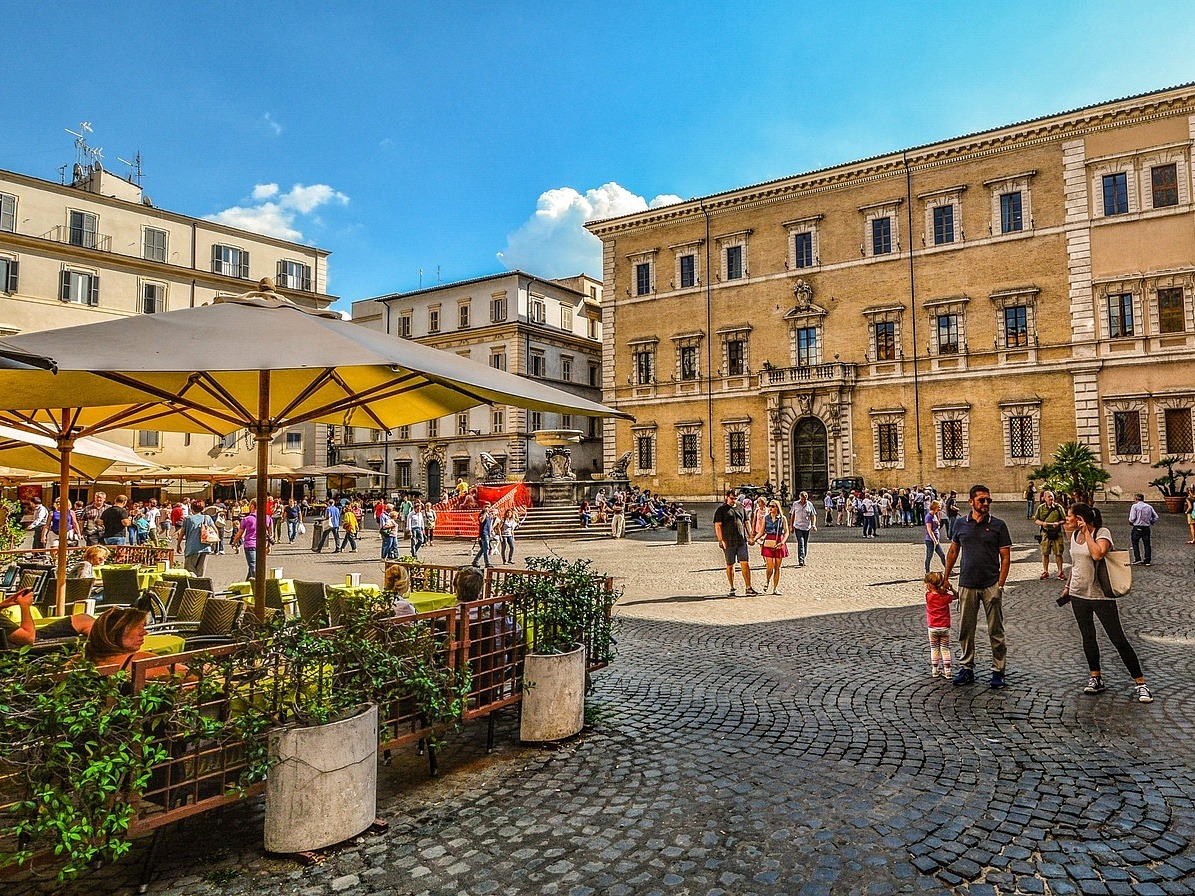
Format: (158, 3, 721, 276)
(314, 499, 342, 553)
(943, 484, 1012, 688)
(471, 503, 494, 568)
(1127, 493, 1160, 566)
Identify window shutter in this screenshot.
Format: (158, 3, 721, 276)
(277, 260, 285, 284)
(60, 270, 71, 301)
(88, 275, 100, 306)
(211, 244, 221, 273)
(239, 251, 250, 279)
(302, 265, 311, 291)
(5, 259, 17, 293)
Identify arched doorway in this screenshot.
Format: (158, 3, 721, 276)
(792, 417, 829, 495)
(426, 460, 441, 499)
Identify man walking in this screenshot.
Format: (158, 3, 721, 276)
(314, 499, 342, 553)
(788, 490, 817, 567)
(943, 484, 1012, 689)
(28, 496, 49, 550)
(1128, 493, 1159, 566)
(100, 495, 132, 546)
(1034, 490, 1066, 580)
(177, 499, 214, 577)
(714, 490, 757, 596)
(472, 502, 494, 568)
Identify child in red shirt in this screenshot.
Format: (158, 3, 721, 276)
(924, 572, 954, 678)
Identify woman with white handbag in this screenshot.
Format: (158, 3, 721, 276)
(1061, 502, 1154, 703)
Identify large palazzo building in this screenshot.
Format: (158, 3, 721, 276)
(585, 84, 1195, 501)
(0, 152, 335, 493)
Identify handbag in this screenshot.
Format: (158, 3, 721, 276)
(762, 536, 781, 550)
(199, 520, 220, 545)
(1095, 550, 1132, 598)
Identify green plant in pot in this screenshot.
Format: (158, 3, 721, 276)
(1030, 441, 1111, 506)
(0, 648, 186, 879)
(501, 556, 619, 743)
(1149, 455, 1194, 512)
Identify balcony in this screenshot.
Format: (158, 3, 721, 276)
(758, 362, 856, 392)
(40, 224, 113, 253)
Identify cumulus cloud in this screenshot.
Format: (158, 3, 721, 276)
(207, 183, 350, 242)
(498, 182, 683, 278)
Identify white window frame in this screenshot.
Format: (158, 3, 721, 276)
(490, 349, 507, 371)
(427, 304, 441, 334)
(629, 338, 658, 387)
(68, 210, 99, 249)
(932, 405, 971, 469)
(529, 350, 546, 378)
(632, 425, 657, 476)
(717, 325, 751, 378)
(722, 417, 751, 474)
(1148, 273, 1193, 336)
(560, 304, 573, 331)
(458, 301, 471, 329)
(860, 200, 901, 258)
(1104, 399, 1149, 463)
(783, 216, 821, 270)
(671, 240, 703, 290)
(1155, 396, 1195, 459)
(60, 268, 99, 306)
(137, 430, 161, 449)
(869, 408, 906, 470)
(0, 193, 15, 233)
(998, 400, 1042, 466)
(277, 259, 312, 291)
(492, 407, 505, 434)
(1095, 278, 1143, 341)
(140, 280, 166, 314)
(984, 171, 1036, 236)
(675, 422, 703, 475)
(284, 431, 303, 453)
(529, 297, 546, 324)
(143, 226, 168, 262)
(490, 293, 507, 322)
(990, 287, 1039, 363)
(862, 305, 904, 364)
(919, 186, 965, 247)
(716, 230, 751, 281)
(212, 243, 249, 278)
(628, 249, 656, 297)
(671, 332, 703, 383)
(398, 310, 413, 338)
(561, 355, 573, 382)
(0, 254, 18, 294)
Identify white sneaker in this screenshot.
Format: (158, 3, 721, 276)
(931, 667, 941, 678)
(1134, 683, 1154, 703)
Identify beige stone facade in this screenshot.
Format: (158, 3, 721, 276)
(0, 162, 335, 485)
(349, 272, 603, 496)
(586, 85, 1195, 500)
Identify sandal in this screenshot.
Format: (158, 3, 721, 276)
(1040, 572, 1049, 580)
(744, 588, 760, 596)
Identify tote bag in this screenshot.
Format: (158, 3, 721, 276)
(1095, 550, 1132, 598)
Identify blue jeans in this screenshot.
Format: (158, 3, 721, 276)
(501, 534, 516, 564)
(245, 547, 257, 580)
(287, 519, 297, 542)
(924, 539, 947, 573)
(104, 536, 127, 546)
(410, 528, 424, 556)
(472, 535, 492, 568)
(342, 530, 358, 552)
(381, 533, 397, 559)
(793, 529, 810, 564)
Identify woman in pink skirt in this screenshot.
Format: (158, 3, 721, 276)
(756, 500, 791, 595)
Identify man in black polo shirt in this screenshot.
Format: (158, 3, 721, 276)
(943, 484, 1012, 688)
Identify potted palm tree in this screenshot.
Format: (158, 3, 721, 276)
(1149, 456, 1194, 513)
(503, 557, 618, 743)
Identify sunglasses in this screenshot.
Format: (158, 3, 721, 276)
(975, 497, 992, 504)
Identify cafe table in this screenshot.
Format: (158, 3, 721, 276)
(325, 582, 381, 601)
(226, 579, 296, 599)
(406, 591, 459, 613)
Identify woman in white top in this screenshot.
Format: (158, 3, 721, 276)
(1062, 502, 1153, 703)
(499, 507, 526, 565)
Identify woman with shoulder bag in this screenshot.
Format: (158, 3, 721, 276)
(756, 500, 791, 596)
(1061, 502, 1154, 703)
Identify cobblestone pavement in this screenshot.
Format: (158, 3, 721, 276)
(16, 503, 1195, 895)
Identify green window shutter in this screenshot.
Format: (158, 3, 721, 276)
(88, 274, 100, 306)
(211, 244, 221, 273)
(59, 269, 71, 301)
(239, 251, 250, 279)
(4, 259, 16, 292)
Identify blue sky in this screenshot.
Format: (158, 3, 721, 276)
(3, 2, 1195, 311)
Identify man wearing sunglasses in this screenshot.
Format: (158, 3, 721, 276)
(943, 484, 1012, 688)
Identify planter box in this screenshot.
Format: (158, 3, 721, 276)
(1163, 495, 1186, 514)
(265, 703, 378, 854)
(520, 644, 586, 743)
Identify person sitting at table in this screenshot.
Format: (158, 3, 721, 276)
(70, 544, 109, 582)
(382, 563, 416, 617)
(454, 565, 484, 603)
(1, 588, 95, 647)
(84, 607, 178, 677)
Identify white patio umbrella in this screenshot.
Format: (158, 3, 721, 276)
(0, 279, 631, 618)
(0, 424, 155, 480)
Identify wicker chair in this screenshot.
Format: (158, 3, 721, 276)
(293, 580, 329, 627)
(183, 598, 245, 648)
(64, 577, 96, 604)
(100, 567, 142, 605)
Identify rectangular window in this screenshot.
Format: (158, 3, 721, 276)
(679, 345, 698, 380)
(871, 217, 892, 255)
(530, 299, 546, 323)
(680, 254, 696, 288)
(277, 260, 312, 290)
(728, 431, 747, 468)
(589, 362, 600, 386)
(561, 305, 573, 331)
(725, 245, 743, 280)
(727, 339, 746, 376)
(398, 425, 410, 441)
(932, 205, 954, 245)
(0, 256, 18, 293)
(428, 306, 440, 333)
(1151, 164, 1178, 208)
(0, 193, 14, 232)
(1108, 293, 1134, 338)
(635, 262, 652, 296)
(999, 191, 1023, 233)
(936, 314, 959, 354)
(490, 351, 507, 371)
(141, 283, 164, 314)
(940, 420, 964, 461)
(1009, 416, 1034, 459)
(794, 232, 814, 268)
(1004, 306, 1028, 348)
(1113, 411, 1141, 455)
(587, 316, 599, 339)
(1158, 287, 1185, 334)
(59, 270, 99, 306)
(219, 432, 237, 452)
(492, 408, 505, 433)
(873, 321, 896, 361)
(530, 352, 546, 377)
(681, 433, 699, 469)
(636, 435, 654, 471)
(143, 227, 167, 262)
(69, 211, 98, 249)
(458, 303, 470, 328)
(795, 327, 818, 366)
(398, 313, 412, 338)
(561, 357, 572, 381)
(396, 461, 412, 489)
(529, 411, 543, 432)
(491, 297, 507, 322)
(634, 349, 654, 385)
(588, 416, 599, 438)
(453, 458, 470, 481)
(1164, 408, 1193, 454)
(427, 419, 439, 438)
(457, 413, 469, 436)
(212, 244, 250, 278)
(877, 423, 900, 464)
(561, 413, 573, 430)
(137, 430, 160, 449)
(285, 431, 303, 452)
(1102, 172, 1129, 216)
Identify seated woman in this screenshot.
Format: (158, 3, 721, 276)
(0, 588, 94, 647)
(84, 607, 162, 674)
(381, 563, 416, 617)
(74, 544, 110, 580)
(453, 565, 484, 603)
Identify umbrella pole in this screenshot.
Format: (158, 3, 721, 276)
(55, 426, 74, 616)
(254, 371, 270, 623)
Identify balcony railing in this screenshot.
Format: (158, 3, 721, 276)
(758, 361, 856, 390)
(40, 224, 113, 253)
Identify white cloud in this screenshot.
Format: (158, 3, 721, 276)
(498, 182, 683, 278)
(207, 183, 350, 242)
(262, 112, 283, 136)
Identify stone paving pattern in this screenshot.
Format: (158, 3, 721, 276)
(11, 502, 1195, 895)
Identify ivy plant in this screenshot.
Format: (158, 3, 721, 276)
(501, 556, 619, 660)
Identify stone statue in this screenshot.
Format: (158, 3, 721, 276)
(610, 450, 633, 479)
(479, 451, 507, 483)
(545, 446, 576, 480)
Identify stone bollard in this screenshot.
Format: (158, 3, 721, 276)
(676, 513, 692, 545)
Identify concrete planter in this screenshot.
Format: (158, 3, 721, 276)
(1163, 495, 1186, 514)
(264, 703, 378, 854)
(521, 644, 586, 743)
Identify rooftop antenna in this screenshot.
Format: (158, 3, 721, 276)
(64, 121, 103, 179)
(436, 265, 441, 284)
(419, 268, 424, 288)
(117, 151, 143, 186)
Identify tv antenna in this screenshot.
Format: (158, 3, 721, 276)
(117, 151, 144, 186)
(64, 121, 103, 175)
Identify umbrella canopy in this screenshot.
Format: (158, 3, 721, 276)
(0, 280, 631, 617)
(0, 424, 155, 479)
(317, 463, 387, 478)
